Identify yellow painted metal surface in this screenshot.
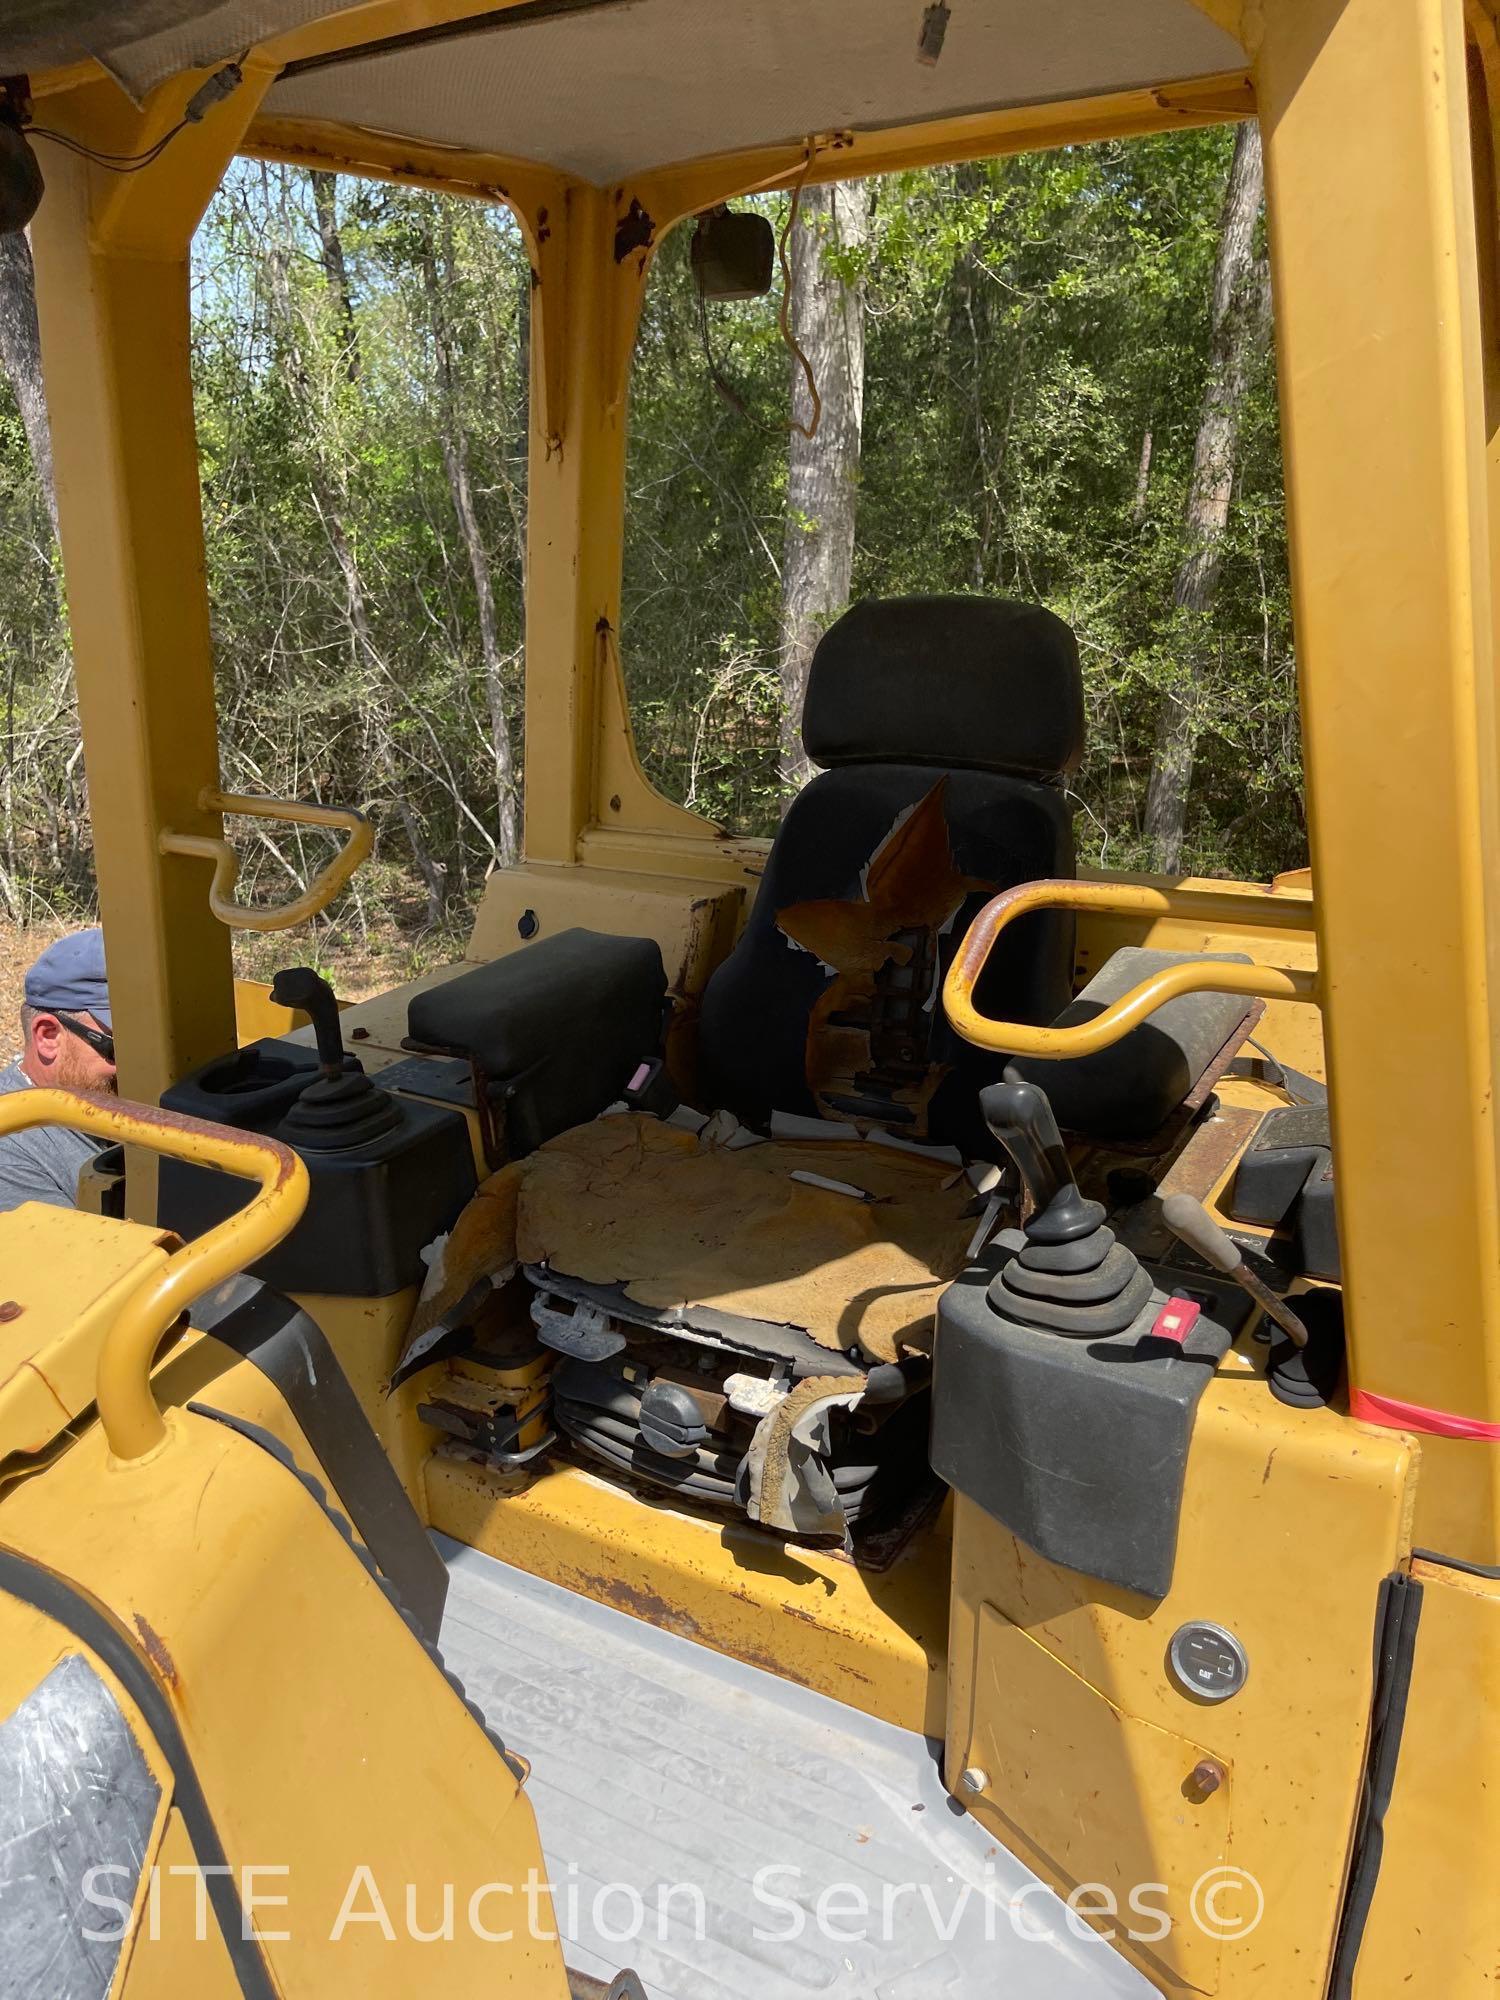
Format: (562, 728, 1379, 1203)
(427, 1453, 951, 1736)
(1254, 0, 1500, 1552)
(149, 1283, 440, 1522)
(946, 876, 1319, 1058)
(16, 8, 1500, 1991)
(234, 978, 310, 1043)
(0, 1399, 567, 1993)
(948, 1375, 1418, 1997)
(967, 1602, 1232, 1992)
(1351, 1557, 1500, 1998)
(27, 73, 279, 1138)
(0, 1204, 174, 1473)
(466, 861, 747, 1087)
(119, 1809, 246, 1999)
(467, 860, 745, 987)
(0, 1089, 308, 1461)
(30, 193, 234, 1128)
(160, 790, 373, 933)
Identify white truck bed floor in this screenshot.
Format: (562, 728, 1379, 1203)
(437, 1536, 1155, 2000)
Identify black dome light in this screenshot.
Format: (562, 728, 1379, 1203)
(0, 112, 42, 234)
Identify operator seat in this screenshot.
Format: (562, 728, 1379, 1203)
(401, 596, 1086, 1537)
(699, 594, 1083, 1159)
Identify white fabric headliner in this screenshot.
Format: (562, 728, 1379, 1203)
(264, 0, 1244, 186)
(5, 2, 350, 97)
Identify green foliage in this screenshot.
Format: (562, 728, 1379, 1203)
(0, 128, 1303, 939)
(622, 130, 1303, 875)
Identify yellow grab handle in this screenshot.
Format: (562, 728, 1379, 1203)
(159, 788, 373, 932)
(0, 1088, 308, 1460)
(943, 876, 1321, 1059)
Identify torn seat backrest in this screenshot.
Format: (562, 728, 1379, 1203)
(699, 596, 1083, 1160)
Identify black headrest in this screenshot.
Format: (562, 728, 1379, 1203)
(801, 596, 1083, 782)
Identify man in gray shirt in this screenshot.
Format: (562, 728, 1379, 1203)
(0, 928, 116, 1213)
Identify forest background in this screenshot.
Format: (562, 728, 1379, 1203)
(0, 119, 1297, 1001)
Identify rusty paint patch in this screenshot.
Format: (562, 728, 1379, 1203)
(588, 1571, 701, 1642)
(47, 1089, 302, 1189)
(778, 1602, 821, 1627)
(0, 1300, 22, 1321)
(133, 1613, 179, 1691)
(21, 1356, 64, 1403)
(569, 1569, 842, 1693)
(1158, 1104, 1263, 1203)
(613, 196, 654, 262)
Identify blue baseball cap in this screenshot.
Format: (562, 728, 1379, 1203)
(25, 928, 111, 1028)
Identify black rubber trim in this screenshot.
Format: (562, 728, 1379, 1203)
(0, 1544, 276, 2000)
(281, 0, 633, 80)
(189, 1274, 448, 1641)
(1328, 1570, 1425, 1999)
(1411, 1544, 1500, 1582)
(186, 1401, 526, 1783)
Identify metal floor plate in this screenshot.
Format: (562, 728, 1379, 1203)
(437, 1537, 1155, 2000)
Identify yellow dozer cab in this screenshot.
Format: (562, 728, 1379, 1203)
(2, 3, 1499, 1996)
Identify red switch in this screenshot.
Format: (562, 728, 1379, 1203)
(1149, 1296, 1202, 1347)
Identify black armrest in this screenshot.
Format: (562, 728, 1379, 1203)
(1004, 946, 1256, 1141)
(407, 928, 667, 1155)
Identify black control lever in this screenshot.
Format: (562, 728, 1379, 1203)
(270, 966, 346, 1078)
(270, 964, 398, 1150)
(980, 1080, 1105, 1243)
(979, 1079, 1151, 1337)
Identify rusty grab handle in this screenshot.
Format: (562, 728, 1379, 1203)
(0, 1089, 308, 1461)
(943, 876, 1321, 1059)
(159, 788, 373, 933)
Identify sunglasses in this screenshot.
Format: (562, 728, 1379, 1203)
(53, 1010, 116, 1067)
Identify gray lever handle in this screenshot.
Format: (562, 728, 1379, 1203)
(1161, 1192, 1308, 1348)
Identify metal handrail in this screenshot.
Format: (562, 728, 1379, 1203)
(943, 876, 1320, 1059)
(0, 1088, 308, 1460)
(159, 788, 372, 932)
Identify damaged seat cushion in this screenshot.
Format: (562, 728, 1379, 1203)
(410, 1113, 976, 1366)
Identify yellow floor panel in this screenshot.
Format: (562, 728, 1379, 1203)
(426, 1454, 951, 1737)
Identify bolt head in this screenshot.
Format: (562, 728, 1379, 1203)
(958, 1765, 989, 1797)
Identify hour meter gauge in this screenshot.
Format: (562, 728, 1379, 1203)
(1167, 1622, 1249, 1702)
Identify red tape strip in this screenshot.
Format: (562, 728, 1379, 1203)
(1350, 1388, 1500, 1442)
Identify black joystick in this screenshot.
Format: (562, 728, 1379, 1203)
(270, 966, 400, 1152)
(980, 1080, 1152, 1337)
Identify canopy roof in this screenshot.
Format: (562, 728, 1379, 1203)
(12, 1, 1245, 188)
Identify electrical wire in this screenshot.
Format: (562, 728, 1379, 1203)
(779, 142, 823, 441)
(24, 122, 190, 173)
(695, 137, 826, 441)
(24, 62, 244, 176)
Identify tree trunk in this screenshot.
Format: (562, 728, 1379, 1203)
(265, 165, 449, 922)
(1131, 424, 1154, 524)
(317, 487, 450, 926)
(778, 179, 867, 794)
(0, 230, 59, 544)
(310, 171, 361, 384)
(418, 207, 519, 866)
(1142, 123, 1267, 873)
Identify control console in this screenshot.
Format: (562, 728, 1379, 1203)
(931, 1080, 1251, 1598)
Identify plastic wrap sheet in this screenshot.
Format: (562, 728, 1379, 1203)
(0, 1652, 161, 2000)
